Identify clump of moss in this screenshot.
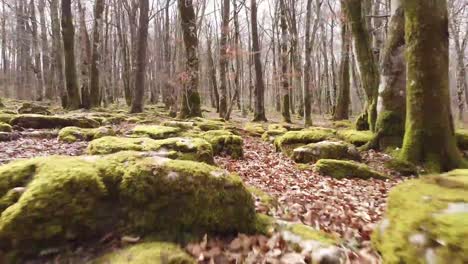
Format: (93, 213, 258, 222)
(456, 129, 468, 150)
(274, 129, 335, 156)
(0, 122, 12, 132)
(292, 141, 361, 164)
(355, 112, 370, 131)
(0, 114, 15, 124)
(247, 186, 278, 210)
(244, 123, 266, 136)
(384, 158, 418, 176)
(314, 159, 387, 180)
(336, 129, 373, 147)
(17, 102, 51, 115)
(191, 118, 226, 131)
(87, 136, 214, 164)
(201, 130, 243, 159)
(58, 126, 115, 143)
(93, 242, 196, 264)
(332, 120, 353, 129)
(131, 125, 182, 140)
(162, 120, 195, 129)
(11, 114, 100, 129)
(0, 152, 256, 257)
(372, 171, 468, 264)
(262, 124, 288, 142)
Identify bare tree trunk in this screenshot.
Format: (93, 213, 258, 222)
(218, 0, 229, 118)
(51, 0, 67, 106)
(251, 0, 267, 122)
(38, 0, 52, 100)
(279, 0, 291, 123)
(30, 0, 43, 100)
(89, 0, 105, 107)
(207, 35, 219, 112)
(77, 0, 91, 109)
(333, 16, 351, 121)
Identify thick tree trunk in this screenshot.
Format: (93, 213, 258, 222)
(61, 0, 81, 109)
(130, 0, 149, 113)
(400, 0, 467, 172)
(51, 0, 67, 107)
(89, 0, 105, 107)
(218, 0, 230, 119)
(177, 0, 202, 118)
(343, 0, 380, 131)
(333, 21, 351, 121)
(251, 0, 267, 122)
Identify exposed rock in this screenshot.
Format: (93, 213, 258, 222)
(314, 159, 388, 180)
(58, 126, 116, 143)
(11, 114, 100, 129)
(274, 128, 336, 156)
(292, 140, 360, 164)
(201, 130, 243, 159)
(131, 125, 182, 139)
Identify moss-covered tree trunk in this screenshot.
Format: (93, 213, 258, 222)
(333, 20, 351, 121)
(251, 0, 267, 122)
(61, 0, 81, 110)
(177, 0, 202, 118)
(374, 0, 406, 150)
(279, 0, 291, 123)
(401, 0, 467, 172)
(343, 0, 379, 131)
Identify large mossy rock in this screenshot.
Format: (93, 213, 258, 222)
(131, 125, 182, 139)
(93, 242, 195, 264)
(262, 124, 288, 142)
(11, 114, 100, 129)
(202, 130, 243, 159)
(58, 126, 116, 143)
(0, 152, 256, 257)
(162, 120, 195, 129)
(274, 128, 335, 156)
(0, 122, 12, 132)
(336, 129, 373, 147)
(87, 136, 214, 164)
(373, 170, 468, 263)
(191, 117, 226, 131)
(456, 129, 468, 150)
(17, 102, 51, 115)
(244, 122, 266, 137)
(0, 114, 15, 124)
(314, 159, 387, 180)
(292, 141, 360, 164)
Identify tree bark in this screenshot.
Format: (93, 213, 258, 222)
(400, 0, 467, 172)
(51, 0, 67, 107)
(89, 0, 105, 107)
(218, 0, 230, 119)
(77, 0, 92, 109)
(333, 19, 351, 121)
(251, 0, 267, 122)
(279, 0, 291, 123)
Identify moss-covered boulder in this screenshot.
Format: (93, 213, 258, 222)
(88, 136, 214, 164)
(93, 242, 195, 264)
(0, 152, 256, 257)
(17, 102, 51, 115)
(11, 114, 100, 129)
(244, 122, 266, 136)
(314, 159, 387, 180)
(292, 141, 360, 164)
(332, 120, 353, 129)
(162, 120, 195, 129)
(261, 124, 288, 142)
(131, 125, 182, 140)
(58, 126, 116, 143)
(201, 130, 243, 159)
(0, 114, 15, 124)
(337, 129, 373, 147)
(372, 170, 468, 264)
(355, 112, 370, 131)
(384, 158, 418, 176)
(0, 122, 12, 132)
(456, 129, 468, 150)
(274, 128, 335, 156)
(191, 118, 226, 131)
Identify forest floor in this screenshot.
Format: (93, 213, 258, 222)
(0, 102, 413, 263)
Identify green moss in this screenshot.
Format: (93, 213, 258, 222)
(315, 159, 388, 180)
(274, 129, 335, 156)
(355, 112, 370, 131)
(88, 136, 214, 164)
(456, 130, 468, 150)
(287, 223, 338, 245)
(0, 114, 15, 124)
(191, 118, 225, 131)
(11, 114, 100, 129)
(247, 186, 278, 210)
(17, 102, 51, 115)
(292, 140, 360, 164)
(58, 126, 115, 143)
(162, 120, 195, 129)
(93, 242, 195, 264)
(0, 152, 256, 256)
(244, 122, 266, 136)
(332, 120, 353, 129)
(384, 159, 418, 176)
(262, 124, 288, 142)
(337, 129, 373, 147)
(131, 125, 182, 139)
(372, 174, 468, 264)
(201, 130, 243, 159)
(0, 122, 12, 132)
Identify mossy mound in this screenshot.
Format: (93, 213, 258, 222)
(332, 120, 353, 129)
(0, 152, 256, 257)
(262, 124, 288, 142)
(314, 159, 387, 180)
(17, 102, 51, 115)
(355, 112, 370, 131)
(87, 136, 214, 164)
(191, 118, 226, 131)
(93, 242, 195, 264)
(162, 120, 195, 129)
(384, 159, 418, 176)
(337, 129, 373, 147)
(372, 170, 468, 264)
(244, 122, 266, 136)
(456, 129, 468, 150)
(0, 114, 15, 124)
(292, 141, 361, 164)
(247, 187, 278, 210)
(201, 130, 243, 159)
(131, 125, 182, 140)
(0, 122, 12, 132)
(58, 126, 116, 143)
(274, 129, 335, 156)
(11, 114, 100, 129)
